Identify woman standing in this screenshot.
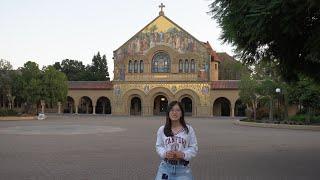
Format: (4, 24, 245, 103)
(155, 101, 198, 180)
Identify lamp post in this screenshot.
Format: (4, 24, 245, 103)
(275, 88, 281, 121)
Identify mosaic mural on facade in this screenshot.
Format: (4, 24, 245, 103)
(113, 16, 210, 81)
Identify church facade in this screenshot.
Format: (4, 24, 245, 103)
(66, 8, 245, 117)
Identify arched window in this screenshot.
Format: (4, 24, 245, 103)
(129, 60, 133, 73)
(140, 60, 144, 73)
(152, 52, 171, 73)
(185, 59, 189, 73)
(191, 59, 195, 73)
(179, 59, 183, 73)
(134, 60, 138, 73)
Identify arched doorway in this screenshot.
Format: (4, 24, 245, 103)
(79, 96, 93, 114)
(154, 95, 168, 116)
(64, 96, 74, 113)
(96, 97, 111, 114)
(130, 97, 142, 116)
(181, 97, 192, 116)
(213, 97, 231, 116)
(235, 99, 247, 116)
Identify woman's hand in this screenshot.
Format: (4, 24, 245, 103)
(165, 151, 176, 159)
(174, 151, 185, 160)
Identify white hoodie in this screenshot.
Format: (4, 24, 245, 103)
(155, 124, 198, 161)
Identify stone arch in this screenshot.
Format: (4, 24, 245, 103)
(130, 97, 142, 116)
(122, 89, 146, 116)
(180, 96, 193, 116)
(96, 96, 112, 114)
(175, 89, 200, 116)
(153, 95, 169, 116)
(213, 97, 231, 116)
(147, 87, 174, 116)
(64, 96, 75, 113)
(78, 96, 93, 114)
(147, 87, 174, 101)
(145, 45, 177, 63)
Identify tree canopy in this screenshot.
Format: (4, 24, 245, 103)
(53, 52, 110, 81)
(209, 0, 320, 82)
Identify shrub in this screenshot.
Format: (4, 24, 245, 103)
(290, 114, 305, 122)
(311, 116, 320, 124)
(0, 109, 19, 116)
(256, 107, 269, 120)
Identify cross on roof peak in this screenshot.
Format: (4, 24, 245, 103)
(159, 3, 165, 16)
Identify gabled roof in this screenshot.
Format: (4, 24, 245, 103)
(114, 14, 207, 52)
(211, 80, 239, 90)
(216, 52, 238, 63)
(203, 41, 221, 62)
(68, 81, 113, 90)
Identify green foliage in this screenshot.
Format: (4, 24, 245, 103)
(20, 61, 42, 106)
(53, 52, 110, 81)
(239, 75, 262, 120)
(288, 76, 320, 110)
(42, 66, 68, 107)
(0, 109, 18, 116)
(54, 59, 86, 81)
(0, 59, 14, 105)
(290, 114, 320, 124)
(209, 0, 320, 82)
(290, 114, 306, 122)
(219, 59, 248, 80)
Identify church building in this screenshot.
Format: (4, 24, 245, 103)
(66, 4, 245, 117)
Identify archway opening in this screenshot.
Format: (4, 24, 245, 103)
(64, 96, 74, 113)
(96, 97, 111, 114)
(130, 97, 142, 116)
(79, 96, 93, 114)
(153, 95, 168, 116)
(181, 97, 192, 116)
(213, 97, 231, 116)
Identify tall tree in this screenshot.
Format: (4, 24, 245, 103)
(209, 0, 320, 82)
(58, 59, 86, 81)
(0, 59, 13, 108)
(89, 52, 110, 81)
(239, 75, 263, 120)
(288, 76, 320, 123)
(20, 61, 42, 114)
(42, 66, 68, 108)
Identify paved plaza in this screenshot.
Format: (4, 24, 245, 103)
(0, 115, 319, 180)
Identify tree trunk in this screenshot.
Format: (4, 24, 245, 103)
(283, 93, 289, 121)
(252, 100, 257, 121)
(306, 106, 311, 124)
(269, 98, 273, 121)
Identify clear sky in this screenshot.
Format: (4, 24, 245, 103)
(0, 0, 234, 80)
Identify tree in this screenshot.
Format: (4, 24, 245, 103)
(58, 59, 86, 81)
(53, 53, 110, 81)
(239, 75, 262, 120)
(209, 0, 320, 82)
(0, 59, 13, 108)
(89, 52, 110, 81)
(20, 61, 43, 114)
(288, 76, 320, 123)
(42, 66, 68, 108)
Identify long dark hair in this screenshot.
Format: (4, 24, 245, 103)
(164, 101, 189, 137)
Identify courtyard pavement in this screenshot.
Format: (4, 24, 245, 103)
(0, 115, 319, 180)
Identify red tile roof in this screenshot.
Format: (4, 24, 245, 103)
(68, 81, 113, 90)
(203, 41, 221, 62)
(211, 80, 239, 90)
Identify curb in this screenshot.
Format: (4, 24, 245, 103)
(0, 116, 36, 121)
(234, 120, 320, 131)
